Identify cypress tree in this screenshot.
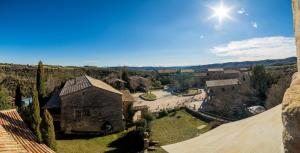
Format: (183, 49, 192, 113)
(15, 84, 22, 108)
(32, 85, 43, 143)
(41, 109, 57, 151)
(36, 61, 46, 106)
(121, 68, 130, 89)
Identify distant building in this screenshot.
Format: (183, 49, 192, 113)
(223, 70, 240, 79)
(207, 68, 225, 80)
(180, 69, 195, 73)
(206, 68, 248, 80)
(239, 68, 249, 72)
(206, 79, 240, 93)
(43, 75, 125, 134)
(157, 69, 178, 74)
(193, 72, 207, 77)
(128, 75, 152, 92)
(105, 78, 127, 90)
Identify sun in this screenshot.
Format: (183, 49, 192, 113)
(209, 2, 233, 24)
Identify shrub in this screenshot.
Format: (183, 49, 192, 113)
(37, 61, 46, 106)
(158, 109, 169, 118)
(41, 109, 57, 151)
(143, 111, 155, 122)
(32, 86, 43, 143)
(0, 87, 12, 110)
(15, 84, 22, 108)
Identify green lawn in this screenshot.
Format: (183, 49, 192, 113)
(56, 110, 211, 153)
(150, 110, 211, 153)
(140, 92, 157, 101)
(56, 129, 143, 153)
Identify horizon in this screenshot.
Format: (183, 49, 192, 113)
(0, 0, 296, 66)
(1, 56, 296, 68)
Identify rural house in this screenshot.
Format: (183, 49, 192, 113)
(44, 75, 125, 134)
(206, 79, 240, 94)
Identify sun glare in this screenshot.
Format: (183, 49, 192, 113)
(210, 2, 232, 24)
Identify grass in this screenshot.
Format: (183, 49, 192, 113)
(149, 110, 211, 153)
(140, 92, 157, 101)
(56, 129, 143, 153)
(56, 110, 211, 153)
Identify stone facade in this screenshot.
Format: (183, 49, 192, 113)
(60, 86, 124, 134)
(282, 0, 300, 152)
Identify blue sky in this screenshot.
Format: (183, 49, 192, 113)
(0, 0, 295, 66)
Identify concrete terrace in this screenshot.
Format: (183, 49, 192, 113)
(162, 105, 283, 153)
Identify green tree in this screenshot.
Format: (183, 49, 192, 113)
(0, 88, 12, 110)
(250, 65, 274, 101)
(121, 68, 130, 89)
(36, 61, 46, 106)
(15, 84, 22, 108)
(41, 109, 57, 151)
(32, 85, 43, 143)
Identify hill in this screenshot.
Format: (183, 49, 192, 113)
(119, 57, 297, 71)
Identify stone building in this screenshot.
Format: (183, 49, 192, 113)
(207, 68, 225, 80)
(44, 75, 125, 134)
(206, 79, 240, 94)
(223, 70, 240, 79)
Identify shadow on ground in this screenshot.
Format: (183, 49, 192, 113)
(105, 131, 144, 153)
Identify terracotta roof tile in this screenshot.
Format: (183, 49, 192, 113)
(0, 109, 55, 153)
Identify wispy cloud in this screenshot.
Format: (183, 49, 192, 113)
(251, 21, 258, 29)
(211, 36, 296, 61)
(237, 8, 248, 16)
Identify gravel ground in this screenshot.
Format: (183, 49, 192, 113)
(132, 90, 206, 113)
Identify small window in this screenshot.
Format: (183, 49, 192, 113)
(82, 92, 85, 96)
(222, 88, 225, 92)
(232, 86, 235, 90)
(83, 110, 90, 117)
(74, 110, 82, 119)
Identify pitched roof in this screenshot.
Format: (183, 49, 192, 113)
(121, 90, 135, 102)
(180, 69, 195, 73)
(208, 68, 224, 72)
(224, 70, 240, 74)
(0, 109, 55, 153)
(206, 79, 239, 87)
(43, 89, 61, 109)
(60, 75, 122, 96)
(194, 72, 207, 77)
(240, 68, 249, 71)
(0, 125, 27, 152)
(157, 69, 178, 74)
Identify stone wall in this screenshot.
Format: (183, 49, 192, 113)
(282, 0, 300, 152)
(60, 87, 124, 134)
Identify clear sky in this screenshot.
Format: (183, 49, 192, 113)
(0, 0, 295, 66)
